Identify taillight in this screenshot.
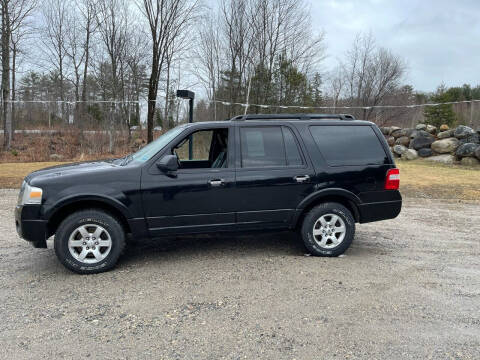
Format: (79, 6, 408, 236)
(385, 168, 400, 190)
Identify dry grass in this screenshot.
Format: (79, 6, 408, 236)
(396, 160, 480, 201)
(0, 162, 66, 188)
(0, 159, 479, 201)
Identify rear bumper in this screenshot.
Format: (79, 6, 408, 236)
(358, 199, 402, 223)
(15, 205, 48, 248)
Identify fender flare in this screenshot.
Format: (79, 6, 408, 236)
(292, 188, 362, 226)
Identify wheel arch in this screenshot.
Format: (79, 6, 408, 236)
(293, 189, 361, 229)
(46, 197, 132, 238)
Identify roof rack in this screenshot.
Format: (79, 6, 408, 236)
(230, 113, 356, 121)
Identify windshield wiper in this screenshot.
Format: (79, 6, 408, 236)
(120, 154, 133, 166)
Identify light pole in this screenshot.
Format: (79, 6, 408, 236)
(176, 90, 195, 159)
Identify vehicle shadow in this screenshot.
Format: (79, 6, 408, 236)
(118, 231, 307, 267)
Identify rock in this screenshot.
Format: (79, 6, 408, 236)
(401, 149, 418, 160)
(417, 148, 433, 157)
(388, 126, 401, 136)
(455, 143, 478, 158)
(454, 125, 475, 139)
(407, 129, 419, 139)
(425, 124, 437, 134)
(390, 128, 405, 138)
(437, 129, 455, 139)
(50, 154, 64, 160)
(393, 144, 408, 156)
(424, 154, 455, 165)
(431, 138, 459, 154)
(460, 157, 480, 166)
(439, 124, 450, 131)
(415, 124, 427, 130)
(409, 131, 435, 150)
(395, 136, 410, 147)
(476, 146, 480, 160)
(380, 127, 391, 135)
(386, 136, 395, 146)
(459, 133, 480, 145)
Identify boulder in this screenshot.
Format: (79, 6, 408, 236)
(391, 128, 406, 138)
(424, 154, 455, 165)
(393, 144, 408, 156)
(431, 138, 459, 154)
(418, 148, 433, 157)
(401, 149, 418, 160)
(439, 124, 450, 131)
(460, 157, 480, 166)
(395, 136, 410, 146)
(454, 125, 475, 139)
(409, 131, 435, 150)
(380, 127, 390, 135)
(437, 129, 455, 139)
(386, 136, 395, 146)
(459, 133, 480, 145)
(388, 126, 401, 136)
(49, 154, 64, 160)
(425, 124, 437, 134)
(407, 129, 419, 139)
(455, 143, 478, 158)
(415, 124, 427, 130)
(475, 146, 480, 160)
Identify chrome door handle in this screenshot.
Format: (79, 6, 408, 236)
(209, 179, 224, 187)
(294, 175, 310, 183)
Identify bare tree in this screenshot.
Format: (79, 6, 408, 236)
(9, 0, 36, 139)
(138, 0, 200, 143)
(41, 0, 68, 120)
(1, 0, 12, 149)
(96, 0, 129, 152)
(340, 33, 406, 121)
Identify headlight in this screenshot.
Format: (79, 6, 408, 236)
(18, 182, 43, 205)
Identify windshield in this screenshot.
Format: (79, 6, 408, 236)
(130, 126, 186, 163)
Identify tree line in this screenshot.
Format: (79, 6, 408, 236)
(1, 0, 479, 152)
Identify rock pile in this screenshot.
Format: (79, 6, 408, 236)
(380, 124, 480, 166)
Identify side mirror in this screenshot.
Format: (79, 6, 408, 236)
(156, 155, 178, 174)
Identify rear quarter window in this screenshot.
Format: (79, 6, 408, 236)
(310, 125, 388, 166)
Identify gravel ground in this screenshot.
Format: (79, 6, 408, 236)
(0, 188, 479, 359)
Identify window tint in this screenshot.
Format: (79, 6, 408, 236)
(310, 125, 388, 166)
(240, 127, 286, 167)
(282, 127, 303, 166)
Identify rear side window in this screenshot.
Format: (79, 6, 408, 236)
(310, 125, 388, 166)
(240, 126, 303, 168)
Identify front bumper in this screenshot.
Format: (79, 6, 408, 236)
(15, 205, 48, 248)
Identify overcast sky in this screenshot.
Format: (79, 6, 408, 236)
(312, 0, 480, 92)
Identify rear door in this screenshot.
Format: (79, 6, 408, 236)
(234, 123, 315, 230)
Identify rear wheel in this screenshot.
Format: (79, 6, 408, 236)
(300, 202, 355, 257)
(54, 209, 126, 274)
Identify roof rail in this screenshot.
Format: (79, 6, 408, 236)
(230, 113, 356, 121)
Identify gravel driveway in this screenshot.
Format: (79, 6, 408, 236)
(0, 189, 479, 359)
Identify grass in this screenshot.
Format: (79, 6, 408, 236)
(0, 159, 479, 200)
(396, 159, 480, 201)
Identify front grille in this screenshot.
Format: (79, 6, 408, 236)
(17, 181, 26, 205)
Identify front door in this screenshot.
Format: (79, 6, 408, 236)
(141, 125, 236, 237)
(234, 124, 315, 230)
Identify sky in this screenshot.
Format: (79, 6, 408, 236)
(311, 0, 480, 92)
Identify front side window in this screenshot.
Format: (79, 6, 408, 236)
(173, 128, 229, 169)
(240, 126, 303, 168)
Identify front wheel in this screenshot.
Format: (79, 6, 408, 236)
(54, 209, 126, 274)
(300, 202, 355, 257)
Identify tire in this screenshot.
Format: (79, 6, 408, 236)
(300, 202, 355, 257)
(54, 209, 126, 274)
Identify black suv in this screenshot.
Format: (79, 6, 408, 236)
(15, 114, 401, 274)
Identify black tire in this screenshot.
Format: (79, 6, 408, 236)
(54, 209, 126, 274)
(300, 202, 355, 257)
